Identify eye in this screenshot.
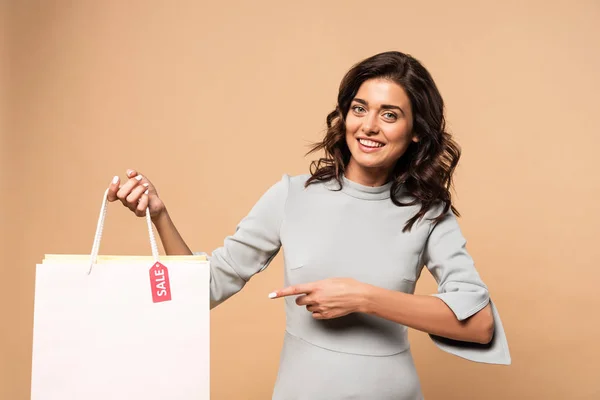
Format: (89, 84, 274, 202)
(351, 105, 366, 114)
(382, 112, 397, 121)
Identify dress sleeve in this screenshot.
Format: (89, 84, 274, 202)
(195, 174, 289, 309)
(422, 209, 511, 365)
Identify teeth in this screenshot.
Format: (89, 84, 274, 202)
(358, 138, 384, 148)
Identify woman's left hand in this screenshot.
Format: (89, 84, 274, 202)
(269, 278, 369, 319)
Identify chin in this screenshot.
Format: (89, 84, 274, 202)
(354, 161, 382, 170)
(350, 153, 383, 167)
(350, 158, 389, 172)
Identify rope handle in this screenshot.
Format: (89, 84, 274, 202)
(88, 188, 159, 274)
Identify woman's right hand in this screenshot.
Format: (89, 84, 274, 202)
(107, 169, 166, 221)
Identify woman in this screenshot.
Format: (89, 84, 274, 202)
(107, 51, 510, 399)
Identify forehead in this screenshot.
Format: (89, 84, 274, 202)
(354, 79, 410, 108)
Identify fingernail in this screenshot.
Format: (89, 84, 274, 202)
(126, 169, 134, 176)
(135, 175, 143, 181)
(144, 189, 149, 195)
(112, 176, 119, 184)
(268, 292, 277, 299)
(142, 183, 149, 187)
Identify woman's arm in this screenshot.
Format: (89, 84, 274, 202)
(273, 277, 494, 344)
(110, 169, 289, 309)
(108, 169, 193, 256)
(152, 210, 193, 255)
(361, 285, 494, 344)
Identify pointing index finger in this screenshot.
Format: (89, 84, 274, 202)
(268, 284, 314, 299)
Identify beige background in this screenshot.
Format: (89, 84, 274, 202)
(2, 1, 600, 399)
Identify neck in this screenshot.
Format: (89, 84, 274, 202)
(344, 161, 391, 187)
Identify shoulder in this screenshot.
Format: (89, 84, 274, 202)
(259, 173, 311, 201)
(393, 190, 456, 232)
(285, 173, 311, 187)
(421, 201, 462, 236)
(273, 173, 313, 192)
(269, 173, 335, 205)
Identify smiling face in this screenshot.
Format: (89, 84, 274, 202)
(344, 78, 418, 186)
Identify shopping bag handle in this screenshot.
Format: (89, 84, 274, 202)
(88, 188, 160, 274)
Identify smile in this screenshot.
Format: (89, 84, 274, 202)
(357, 138, 385, 148)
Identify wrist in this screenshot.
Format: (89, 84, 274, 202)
(151, 208, 170, 226)
(358, 283, 375, 314)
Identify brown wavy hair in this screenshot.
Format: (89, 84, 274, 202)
(305, 51, 461, 231)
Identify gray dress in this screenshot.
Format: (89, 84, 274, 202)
(201, 174, 511, 399)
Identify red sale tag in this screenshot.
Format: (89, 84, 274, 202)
(149, 262, 172, 303)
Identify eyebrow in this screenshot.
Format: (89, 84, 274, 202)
(353, 98, 405, 116)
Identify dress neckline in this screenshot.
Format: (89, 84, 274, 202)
(325, 175, 393, 200)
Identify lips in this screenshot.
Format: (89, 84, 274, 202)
(357, 138, 384, 148)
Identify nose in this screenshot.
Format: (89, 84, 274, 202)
(361, 112, 379, 135)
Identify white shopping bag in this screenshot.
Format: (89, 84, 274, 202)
(31, 190, 210, 400)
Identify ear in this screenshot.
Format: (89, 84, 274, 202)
(411, 134, 420, 143)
